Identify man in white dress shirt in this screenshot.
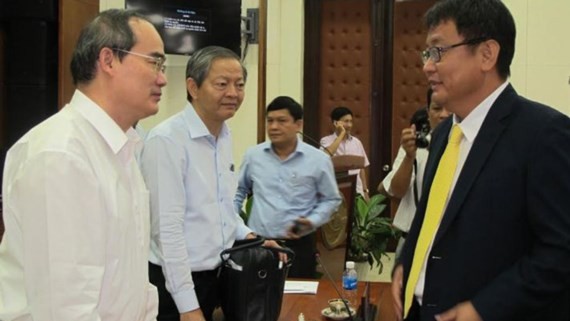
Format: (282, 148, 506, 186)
(0, 9, 167, 321)
(379, 89, 449, 258)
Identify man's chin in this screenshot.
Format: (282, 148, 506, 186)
(147, 104, 160, 116)
(221, 110, 236, 121)
(432, 92, 447, 107)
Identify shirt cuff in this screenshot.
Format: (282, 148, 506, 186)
(172, 289, 200, 313)
(236, 223, 253, 240)
(382, 181, 395, 196)
(306, 214, 325, 230)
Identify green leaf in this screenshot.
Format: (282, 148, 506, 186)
(349, 192, 397, 274)
(239, 195, 254, 223)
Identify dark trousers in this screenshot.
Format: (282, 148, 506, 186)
(283, 232, 317, 279)
(149, 262, 221, 321)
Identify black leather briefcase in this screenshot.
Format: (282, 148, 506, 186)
(220, 237, 294, 321)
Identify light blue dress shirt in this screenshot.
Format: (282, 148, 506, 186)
(140, 103, 251, 313)
(234, 139, 341, 238)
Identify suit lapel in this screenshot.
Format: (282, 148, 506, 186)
(433, 85, 519, 244)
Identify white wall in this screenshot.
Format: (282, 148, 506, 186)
(503, 0, 570, 115)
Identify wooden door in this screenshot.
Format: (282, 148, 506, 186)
(58, 0, 99, 108)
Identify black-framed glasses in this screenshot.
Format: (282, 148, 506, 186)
(421, 37, 488, 64)
(113, 48, 166, 73)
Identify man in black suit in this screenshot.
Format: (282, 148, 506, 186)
(391, 1, 570, 321)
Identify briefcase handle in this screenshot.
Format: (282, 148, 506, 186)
(220, 236, 296, 265)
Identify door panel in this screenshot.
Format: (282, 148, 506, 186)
(58, 0, 99, 108)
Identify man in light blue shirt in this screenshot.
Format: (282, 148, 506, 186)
(141, 46, 273, 321)
(234, 96, 341, 278)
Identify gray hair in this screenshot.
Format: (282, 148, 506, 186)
(185, 46, 247, 102)
(70, 9, 152, 85)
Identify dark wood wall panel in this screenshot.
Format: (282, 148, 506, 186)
(0, 27, 5, 148)
(391, 0, 436, 161)
(58, 0, 99, 108)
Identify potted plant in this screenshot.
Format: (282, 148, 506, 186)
(349, 193, 400, 273)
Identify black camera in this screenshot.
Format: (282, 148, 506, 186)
(410, 108, 431, 149)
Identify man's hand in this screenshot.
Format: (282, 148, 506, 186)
(263, 239, 288, 262)
(391, 264, 404, 321)
(401, 125, 418, 159)
(435, 301, 483, 321)
(245, 233, 288, 262)
(287, 217, 314, 239)
(334, 121, 346, 137)
(180, 309, 206, 321)
(363, 190, 370, 202)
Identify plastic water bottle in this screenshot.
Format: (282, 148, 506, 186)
(342, 261, 358, 309)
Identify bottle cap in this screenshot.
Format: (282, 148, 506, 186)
(346, 261, 355, 269)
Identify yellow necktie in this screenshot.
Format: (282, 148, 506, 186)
(404, 124, 463, 318)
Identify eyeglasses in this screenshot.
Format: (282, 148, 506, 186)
(421, 37, 488, 64)
(113, 48, 166, 73)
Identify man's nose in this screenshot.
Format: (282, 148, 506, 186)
(157, 70, 167, 86)
(226, 84, 239, 97)
(423, 58, 436, 75)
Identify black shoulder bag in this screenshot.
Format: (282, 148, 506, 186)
(219, 236, 295, 321)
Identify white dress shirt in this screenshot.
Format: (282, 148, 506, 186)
(382, 146, 429, 232)
(140, 103, 251, 313)
(0, 90, 158, 321)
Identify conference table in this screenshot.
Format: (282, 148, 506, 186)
(279, 280, 396, 321)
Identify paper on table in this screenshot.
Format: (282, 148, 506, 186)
(284, 280, 319, 294)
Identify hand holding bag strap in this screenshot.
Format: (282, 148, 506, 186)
(220, 235, 265, 258)
(220, 236, 296, 266)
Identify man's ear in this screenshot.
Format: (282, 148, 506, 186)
(187, 77, 198, 100)
(480, 39, 500, 73)
(296, 119, 304, 131)
(99, 47, 116, 74)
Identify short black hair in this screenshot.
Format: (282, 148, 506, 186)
(70, 9, 151, 85)
(330, 106, 353, 121)
(266, 96, 303, 121)
(425, 0, 515, 79)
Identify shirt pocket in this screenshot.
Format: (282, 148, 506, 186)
(288, 175, 315, 201)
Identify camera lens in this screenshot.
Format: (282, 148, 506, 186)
(415, 132, 429, 148)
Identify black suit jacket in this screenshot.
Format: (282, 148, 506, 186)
(400, 85, 570, 321)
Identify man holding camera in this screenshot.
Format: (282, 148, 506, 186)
(379, 89, 449, 257)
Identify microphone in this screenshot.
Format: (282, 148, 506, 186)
(297, 131, 333, 156)
(315, 253, 360, 321)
